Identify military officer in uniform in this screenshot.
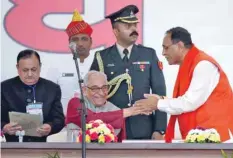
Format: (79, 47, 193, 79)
(90, 5, 167, 139)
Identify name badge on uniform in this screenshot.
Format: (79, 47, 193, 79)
(26, 102, 43, 122)
(62, 73, 74, 77)
(106, 63, 115, 67)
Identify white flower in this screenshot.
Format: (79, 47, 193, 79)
(208, 133, 220, 142)
(185, 127, 221, 143)
(197, 130, 204, 135)
(0, 136, 6, 143)
(190, 135, 197, 143)
(203, 131, 210, 139)
(90, 128, 98, 134)
(96, 124, 111, 135)
(94, 120, 103, 124)
(102, 127, 111, 135)
(188, 129, 196, 135)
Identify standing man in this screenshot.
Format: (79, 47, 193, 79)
(135, 27, 233, 142)
(90, 5, 167, 139)
(66, 9, 93, 64)
(1, 49, 65, 142)
(52, 9, 94, 114)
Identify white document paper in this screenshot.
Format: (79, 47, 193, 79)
(9, 112, 43, 137)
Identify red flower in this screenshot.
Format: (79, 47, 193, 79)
(86, 130, 90, 135)
(104, 135, 112, 143)
(92, 122, 100, 128)
(106, 124, 114, 133)
(90, 132, 98, 140)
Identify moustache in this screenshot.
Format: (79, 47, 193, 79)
(77, 47, 86, 51)
(130, 31, 139, 36)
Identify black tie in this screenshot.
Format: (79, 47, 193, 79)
(123, 49, 129, 63)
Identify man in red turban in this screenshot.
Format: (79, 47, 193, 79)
(62, 9, 94, 104)
(66, 9, 93, 63)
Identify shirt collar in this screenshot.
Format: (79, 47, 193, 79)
(116, 43, 133, 59)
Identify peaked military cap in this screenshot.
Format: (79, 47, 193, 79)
(105, 5, 139, 24)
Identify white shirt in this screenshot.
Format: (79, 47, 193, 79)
(158, 61, 220, 115)
(46, 53, 95, 114)
(116, 43, 133, 59)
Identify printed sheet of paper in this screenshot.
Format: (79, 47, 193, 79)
(9, 112, 43, 137)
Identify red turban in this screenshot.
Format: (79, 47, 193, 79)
(66, 9, 93, 38)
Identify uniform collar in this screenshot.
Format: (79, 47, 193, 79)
(116, 43, 133, 59)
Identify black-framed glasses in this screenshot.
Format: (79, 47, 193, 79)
(86, 85, 109, 93)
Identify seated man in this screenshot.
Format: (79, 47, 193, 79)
(66, 70, 144, 141)
(1, 49, 65, 142)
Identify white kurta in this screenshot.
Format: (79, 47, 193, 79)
(157, 60, 233, 141)
(158, 61, 219, 115)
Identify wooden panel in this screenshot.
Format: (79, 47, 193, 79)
(1, 143, 233, 158)
(1, 149, 233, 158)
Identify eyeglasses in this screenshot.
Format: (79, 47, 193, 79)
(86, 85, 109, 93)
(163, 44, 175, 51)
(163, 40, 180, 51)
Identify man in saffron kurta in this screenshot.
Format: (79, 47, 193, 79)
(66, 70, 145, 141)
(135, 27, 233, 143)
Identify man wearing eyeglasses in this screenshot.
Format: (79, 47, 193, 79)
(135, 27, 233, 143)
(1, 49, 65, 142)
(66, 70, 145, 141)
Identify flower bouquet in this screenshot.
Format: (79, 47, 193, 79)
(185, 127, 221, 143)
(77, 120, 118, 144)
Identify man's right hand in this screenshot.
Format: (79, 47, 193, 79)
(3, 123, 22, 135)
(123, 106, 152, 118)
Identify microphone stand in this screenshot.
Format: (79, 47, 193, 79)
(72, 51, 87, 158)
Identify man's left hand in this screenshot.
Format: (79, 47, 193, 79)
(134, 94, 160, 113)
(37, 124, 51, 137)
(151, 132, 164, 140)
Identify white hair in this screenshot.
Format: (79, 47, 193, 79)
(83, 70, 107, 86)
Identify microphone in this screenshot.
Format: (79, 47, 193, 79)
(69, 42, 79, 58)
(69, 41, 87, 158)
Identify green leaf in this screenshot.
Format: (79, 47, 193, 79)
(221, 150, 228, 158)
(54, 152, 59, 158)
(45, 152, 60, 158)
(46, 153, 54, 158)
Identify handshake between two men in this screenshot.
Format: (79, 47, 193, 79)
(125, 94, 161, 117)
